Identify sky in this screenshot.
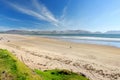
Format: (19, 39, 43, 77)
(0, 0, 120, 32)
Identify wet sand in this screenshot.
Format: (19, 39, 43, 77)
(0, 34, 120, 80)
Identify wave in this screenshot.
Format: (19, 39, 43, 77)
(40, 35, 120, 48)
(50, 36, 120, 42)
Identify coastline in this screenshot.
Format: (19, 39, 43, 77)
(26, 34, 120, 48)
(0, 34, 120, 80)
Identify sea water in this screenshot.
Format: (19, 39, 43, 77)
(37, 34, 120, 48)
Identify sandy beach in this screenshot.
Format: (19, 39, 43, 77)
(0, 34, 120, 80)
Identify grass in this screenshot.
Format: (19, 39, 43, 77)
(35, 69, 89, 80)
(0, 49, 41, 80)
(0, 49, 89, 80)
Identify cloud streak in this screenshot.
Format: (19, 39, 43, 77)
(60, 0, 71, 20)
(0, 26, 22, 31)
(0, 15, 20, 22)
(7, 0, 59, 26)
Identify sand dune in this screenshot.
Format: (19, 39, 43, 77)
(0, 34, 120, 80)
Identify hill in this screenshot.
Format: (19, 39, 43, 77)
(2, 30, 92, 34)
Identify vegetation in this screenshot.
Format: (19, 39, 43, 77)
(0, 49, 89, 80)
(0, 49, 41, 80)
(35, 69, 89, 80)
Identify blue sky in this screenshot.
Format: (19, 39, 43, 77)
(0, 0, 120, 32)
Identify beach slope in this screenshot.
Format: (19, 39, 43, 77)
(0, 34, 120, 80)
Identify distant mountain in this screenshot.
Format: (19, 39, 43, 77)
(55, 30, 92, 34)
(3, 30, 92, 34)
(0, 30, 120, 35)
(94, 31, 102, 34)
(2, 30, 120, 35)
(105, 31, 120, 34)
(5, 30, 30, 34)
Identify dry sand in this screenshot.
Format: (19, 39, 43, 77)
(0, 34, 120, 80)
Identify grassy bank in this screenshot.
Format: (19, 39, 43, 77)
(0, 49, 41, 80)
(0, 49, 89, 80)
(35, 69, 89, 80)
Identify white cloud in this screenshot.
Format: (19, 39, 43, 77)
(7, 0, 59, 26)
(0, 14, 20, 21)
(6, 17, 20, 21)
(0, 26, 16, 31)
(4, 0, 73, 29)
(60, 6, 67, 20)
(60, 0, 71, 20)
(0, 25, 37, 31)
(8, 2, 47, 21)
(32, 0, 58, 22)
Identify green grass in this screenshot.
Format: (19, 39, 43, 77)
(0, 49, 89, 80)
(35, 69, 89, 80)
(0, 49, 41, 80)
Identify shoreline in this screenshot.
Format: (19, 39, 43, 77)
(38, 36, 120, 49)
(0, 34, 120, 80)
(3, 33, 120, 48)
(23, 34, 120, 48)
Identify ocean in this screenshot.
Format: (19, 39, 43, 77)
(36, 34, 120, 48)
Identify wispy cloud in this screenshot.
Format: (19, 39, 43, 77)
(0, 26, 18, 31)
(4, 0, 72, 29)
(6, 0, 59, 26)
(0, 14, 20, 21)
(60, 6, 67, 20)
(0, 25, 39, 31)
(5, 17, 20, 22)
(32, 0, 58, 23)
(60, 0, 71, 20)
